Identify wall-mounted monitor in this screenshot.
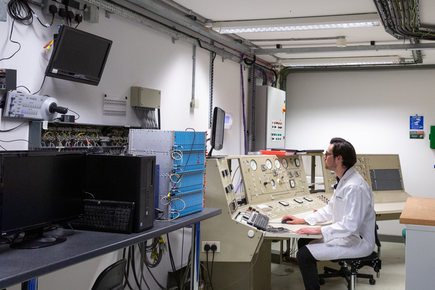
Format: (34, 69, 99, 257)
(45, 26, 113, 86)
(208, 106, 225, 157)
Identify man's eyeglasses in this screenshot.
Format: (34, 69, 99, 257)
(324, 152, 334, 158)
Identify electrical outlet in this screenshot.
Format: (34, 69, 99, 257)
(202, 241, 220, 253)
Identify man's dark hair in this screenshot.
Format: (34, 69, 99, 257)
(330, 137, 357, 169)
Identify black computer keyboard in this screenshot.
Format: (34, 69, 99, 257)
(70, 199, 135, 234)
(247, 211, 269, 231)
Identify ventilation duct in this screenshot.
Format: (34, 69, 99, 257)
(374, 0, 435, 40)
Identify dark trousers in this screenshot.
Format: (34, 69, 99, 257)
(297, 238, 320, 290)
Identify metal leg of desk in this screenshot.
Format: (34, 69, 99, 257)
(21, 278, 38, 290)
(190, 222, 200, 290)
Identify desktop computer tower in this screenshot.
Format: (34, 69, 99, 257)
(85, 155, 155, 232)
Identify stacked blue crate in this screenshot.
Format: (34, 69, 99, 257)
(170, 131, 206, 218)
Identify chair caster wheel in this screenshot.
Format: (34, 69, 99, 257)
(319, 278, 325, 285)
(369, 278, 376, 285)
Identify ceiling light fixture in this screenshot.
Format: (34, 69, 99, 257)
(281, 56, 400, 67)
(212, 13, 380, 34)
(218, 22, 379, 34)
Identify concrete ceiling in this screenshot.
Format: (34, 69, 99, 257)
(170, 0, 435, 66)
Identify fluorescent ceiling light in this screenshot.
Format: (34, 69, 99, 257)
(218, 22, 379, 34)
(212, 13, 380, 34)
(282, 56, 400, 67)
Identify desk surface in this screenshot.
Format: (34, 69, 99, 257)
(264, 201, 406, 239)
(400, 197, 435, 226)
(0, 208, 221, 289)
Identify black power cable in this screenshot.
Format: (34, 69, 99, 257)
(243, 55, 256, 66)
(203, 244, 214, 290)
(166, 233, 182, 290)
(7, 0, 33, 25)
(138, 242, 151, 290)
(0, 122, 27, 133)
(122, 247, 134, 290)
(210, 244, 217, 286)
(0, 20, 21, 62)
(130, 246, 144, 289)
(7, 0, 53, 27)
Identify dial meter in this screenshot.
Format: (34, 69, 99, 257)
(282, 158, 288, 168)
(295, 158, 301, 167)
(250, 160, 257, 171)
(265, 159, 272, 170)
(274, 159, 281, 169)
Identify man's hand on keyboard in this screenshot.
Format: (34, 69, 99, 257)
(294, 227, 321, 235)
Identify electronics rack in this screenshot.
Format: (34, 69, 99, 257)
(129, 129, 206, 220)
(28, 121, 139, 152)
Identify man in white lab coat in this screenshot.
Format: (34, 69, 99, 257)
(281, 137, 375, 290)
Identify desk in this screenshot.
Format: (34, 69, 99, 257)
(0, 207, 221, 290)
(264, 201, 406, 239)
(374, 202, 406, 221)
(400, 197, 435, 290)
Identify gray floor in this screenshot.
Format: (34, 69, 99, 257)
(270, 241, 406, 290)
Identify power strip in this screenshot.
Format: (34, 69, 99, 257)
(41, 0, 84, 24)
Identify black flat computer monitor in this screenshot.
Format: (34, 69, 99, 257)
(45, 25, 113, 86)
(208, 106, 225, 157)
(0, 152, 85, 249)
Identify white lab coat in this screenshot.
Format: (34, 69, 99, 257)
(304, 167, 376, 261)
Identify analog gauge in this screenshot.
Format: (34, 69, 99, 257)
(270, 179, 276, 186)
(282, 158, 288, 169)
(274, 159, 281, 169)
(250, 160, 257, 171)
(290, 179, 296, 188)
(265, 159, 272, 170)
(295, 158, 301, 167)
(357, 158, 361, 163)
(358, 166, 362, 170)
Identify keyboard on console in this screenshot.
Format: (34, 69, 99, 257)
(70, 199, 135, 234)
(247, 211, 269, 231)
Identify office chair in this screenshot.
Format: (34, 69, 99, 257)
(318, 224, 382, 290)
(91, 259, 127, 290)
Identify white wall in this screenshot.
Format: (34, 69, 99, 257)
(285, 69, 435, 236)
(1, 6, 247, 290)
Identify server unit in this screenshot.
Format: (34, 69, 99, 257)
(85, 155, 155, 232)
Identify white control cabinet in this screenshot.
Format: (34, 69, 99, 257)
(253, 86, 286, 151)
